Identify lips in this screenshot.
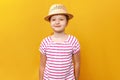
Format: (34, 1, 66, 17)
(54, 26, 61, 27)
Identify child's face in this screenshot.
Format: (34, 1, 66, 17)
(50, 14, 68, 33)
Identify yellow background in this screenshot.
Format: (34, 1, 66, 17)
(0, 0, 120, 80)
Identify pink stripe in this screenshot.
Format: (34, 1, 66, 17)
(46, 53, 71, 56)
(69, 36, 74, 44)
(47, 56, 71, 59)
(72, 37, 76, 45)
(47, 59, 71, 62)
(46, 66, 70, 71)
(67, 35, 72, 42)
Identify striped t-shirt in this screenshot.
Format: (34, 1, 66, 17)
(39, 35, 80, 80)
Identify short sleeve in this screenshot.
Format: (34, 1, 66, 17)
(72, 37, 80, 54)
(39, 39, 46, 55)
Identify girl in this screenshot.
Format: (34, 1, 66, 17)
(39, 4, 80, 80)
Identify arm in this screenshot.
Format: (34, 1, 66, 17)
(39, 53, 46, 80)
(73, 51, 80, 80)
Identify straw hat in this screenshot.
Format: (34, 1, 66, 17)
(44, 4, 73, 21)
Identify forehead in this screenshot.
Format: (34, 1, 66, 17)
(51, 14, 66, 18)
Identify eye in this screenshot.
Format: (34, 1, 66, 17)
(51, 18, 56, 21)
(60, 18, 64, 21)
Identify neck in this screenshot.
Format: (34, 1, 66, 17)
(53, 32, 66, 38)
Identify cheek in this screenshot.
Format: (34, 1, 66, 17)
(50, 22, 54, 27)
(62, 22, 67, 26)
(63, 19, 68, 26)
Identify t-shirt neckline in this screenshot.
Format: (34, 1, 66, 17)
(49, 34, 70, 44)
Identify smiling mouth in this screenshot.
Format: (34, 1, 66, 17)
(54, 26, 61, 27)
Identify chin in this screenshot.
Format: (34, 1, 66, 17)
(53, 28, 65, 33)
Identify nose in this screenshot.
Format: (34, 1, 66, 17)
(55, 20, 60, 24)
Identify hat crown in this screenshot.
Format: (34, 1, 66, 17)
(49, 4, 67, 15)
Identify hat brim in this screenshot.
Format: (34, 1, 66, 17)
(44, 13, 73, 21)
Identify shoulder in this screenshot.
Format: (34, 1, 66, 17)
(67, 34, 80, 45)
(40, 36, 51, 45)
(68, 34, 79, 41)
